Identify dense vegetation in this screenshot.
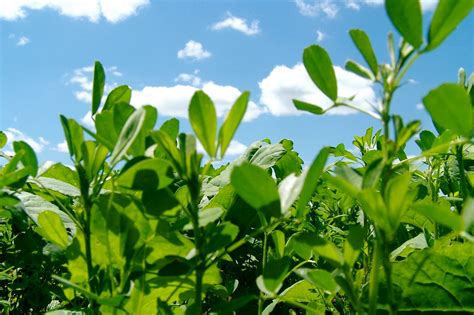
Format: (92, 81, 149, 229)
(1, 1, 473, 314)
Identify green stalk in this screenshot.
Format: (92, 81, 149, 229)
(258, 230, 268, 315)
(456, 144, 468, 199)
(368, 238, 382, 315)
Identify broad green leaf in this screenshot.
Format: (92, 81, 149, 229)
(13, 141, 38, 177)
(390, 241, 474, 312)
(33, 177, 80, 197)
(278, 173, 305, 214)
(345, 59, 374, 80)
(36, 210, 70, 249)
(117, 158, 174, 191)
(17, 191, 76, 234)
(303, 45, 338, 101)
(390, 233, 427, 261)
(189, 90, 217, 157)
(348, 29, 379, 75)
(0, 131, 6, 149)
(183, 207, 223, 230)
(295, 268, 338, 293)
(415, 130, 436, 151)
(60, 116, 84, 161)
(231, 163, 281, 217)
(287, 231, 343, 265)
(103, 85, 132, 111)
(344, 225, 365, 266)
(271, 230, 285, 259)
(462, 198, 474, 231)
(296, 147, 329, 217)
(385, 0, 423, 49)
(427, 0, 474, 51)
(92, 61, 106, 115)
(362, 158, 384, 189)
(218, 91, 249, 158)
(384, 171, 413, 232)
(412, 199, 463, 231)
(204, 222, 239, 254)
(423, 83, 472, 138)
(160, 118, 179, 139)
(262, 256, 291, 293)
(110, 107, 146, 166)
(293, 99, 325, 115)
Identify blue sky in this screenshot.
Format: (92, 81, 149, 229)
(1, 0, 473, 165)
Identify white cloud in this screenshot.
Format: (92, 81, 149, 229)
(16, 36, 30, 46)
(197, 139, 247, 157)
(316, 30, 325, 42)
(131, 81, 266, 122)
(0, 0, 149, 23)
(175, 70, 202, 87)
(177, 40, 211, 60)
(258, 63, 379, 116)
(225, 140, 247, 156)
(54, 140, 69, 153)
(211, 12, 260, 36)
(69, 65, 118, 103)
(416, 103, 424, 110)
(294, 0, 338, 18)
(3, 128, 49, 153)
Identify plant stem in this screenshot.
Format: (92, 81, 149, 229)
(258, 230, 268, 315)
(456, 144, 469, 199)
(368, 237, 381, 315)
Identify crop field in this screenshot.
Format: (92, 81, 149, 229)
(0, 0, 473, 314)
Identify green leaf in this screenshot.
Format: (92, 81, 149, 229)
(390, 241, 474, 312)
(415, 130, 436, 151)
(423, 83, 472, 138)
(231, 163, 281, 217)
(13, 141, 38, 177)
(348, 29, 379, 75)
(295, 268, 338, 293)
(412, 199, 463, 231)
(36, 210, 70, 249)
(0, 131, 6, 149)
(271, 230, 285, 259)
(293, 99, 325, 115)
(344, 225, 365, 266)
(385, 0, 423, 49)
(110, 107, 146, 166)
(103, 85, 132, 111)
(303, 45, 338, 101)
(60, 116, 84, 161)
(183, 207, 223, 230)
(219, 91, 249, 158)
(117, 158, 174, 191)
(92, 61, 106, 115)
(189, 90, 217, 157)
(17, 191, 76, 234)
(262, 256, 291, 293)
(160, 118, 179, 139)
(278, 173, 305, 215)
(296, 147, 329, 217)
(427, 0, 474, 51)
(204, 222, 239, 254)
(462, 198, 474, 231)
(345, 59, 374, 80)
(287, 231, 343, 265)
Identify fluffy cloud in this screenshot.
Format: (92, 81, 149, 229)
(294, 0, 338, 18)
(3, 128, 49, 153)
(296, 0, 438, 16)
(197, 139, 247, 156)
(69, 65, 119, 103)
(258, 63, 379, 116)
(16, 36, 30, 46)
(54, 140, 69, 153)
(316, 30, 325, 42)
(177, 41, 211, 60)
(131, 81, 266, 122)
(175, 70, 202, 87)
(0, 0, 149, 23)
(211, 12, 261, 36)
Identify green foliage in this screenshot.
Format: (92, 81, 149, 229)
(0, 1, 473, 314)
